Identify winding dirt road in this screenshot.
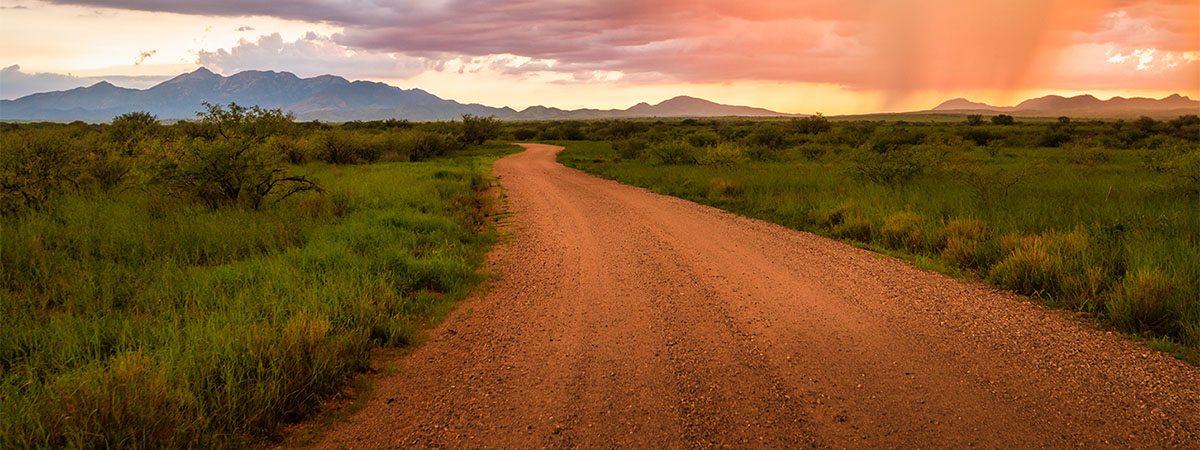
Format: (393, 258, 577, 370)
(316, 144, 1198, 449)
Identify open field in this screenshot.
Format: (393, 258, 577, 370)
(543, 115, 1199, 360)
(0, 109, 513, 447)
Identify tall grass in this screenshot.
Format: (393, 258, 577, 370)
(558, 136, 1200, 360)
(0, 144, 515, 448)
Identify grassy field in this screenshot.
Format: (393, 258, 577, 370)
(549, 116, 1199, 361)
(1, 108, 514, 447)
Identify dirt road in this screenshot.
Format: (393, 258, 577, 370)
(316, 144, 1198, 449)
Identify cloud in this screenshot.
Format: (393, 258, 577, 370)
(0, 65, 171, 99)
(134, 49, 155, 65)
(44, 0, 1200, 95)
(196, 32, 427, 79)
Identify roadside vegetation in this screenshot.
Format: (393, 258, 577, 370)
(537, 114, 1200, 361)
(0, 106, 509, 448)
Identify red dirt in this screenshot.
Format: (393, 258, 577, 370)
(314, 144, 1199, 449)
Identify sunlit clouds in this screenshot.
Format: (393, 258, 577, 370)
(1, 0, 1197, 112)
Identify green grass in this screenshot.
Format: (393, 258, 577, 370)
(557, 139, 1200, 362)
(0, 143, 517, 448)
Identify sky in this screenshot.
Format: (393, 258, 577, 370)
(0, 0, 1197, 114)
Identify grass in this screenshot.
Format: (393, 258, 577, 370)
(0, 142, 517, 448)
(556, 139, 1200, 362)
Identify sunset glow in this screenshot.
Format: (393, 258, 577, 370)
(1, 0, 1197, 113)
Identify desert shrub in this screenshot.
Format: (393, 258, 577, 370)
(410, 132, 459, 161)
(0, 128, 82, 213)
(612, 138, 650, 160)
(648, 142, 698, 165)
(796, 143, 826, 160)
(791, 114, 832, 134)
(512, 128, 538, 141)
(938, 218, 996, 269)
(108, 111, 159, 155)
(1065, 140, 1110, 165)
(743, 126, 789, 150)
(267, 135, 308, 164)
(991, 114, 1015, 125)
(154, 103, 319, 209)
(460, 114, 502, 145)
(960, 127, 998, 146)
(881, 211, 925, 251)
(848, 143, 938, 184)
(315, 129, 379, 164)
(686, 130, 721, 148)
(1038, 131, 1071, 148)
(1108, 269, 1181, 337)
(695, 142, 743, 166)
(966, 114, 984, 126)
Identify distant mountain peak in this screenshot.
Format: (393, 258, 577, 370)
(930, 93, 1198, 117)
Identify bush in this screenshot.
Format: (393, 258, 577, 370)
(1108, 269, 1180, 337)
(966, 114, 984, 126)
(686, 130, 721, 148)
(512, 128, 538, 141)
(648, 142, 698, 165)
(695, 142, 743, 166)
(1065, 141, 1110, 165)
(612, 138, 650, 160)
(791, 114, 832, 134)
(881, 211, 924, 251)
(460, 114, 501, 145)
(1038, 131, 1071, 148)
(991, 114, 1015, 125)
(155, 103, 319, 209)
(0, 128, 82, 213)
(109, 111, 160, 155)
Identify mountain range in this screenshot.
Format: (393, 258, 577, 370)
(0, 68, 793, 122)
(2, 68, 1195, 122)
(931, 94, 1198, 118)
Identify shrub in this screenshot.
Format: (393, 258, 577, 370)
(881, 211, 924, 251)
(791, 114, 832, 134)
(991, 114, 1015, 125)
(743, 126, 789, 150)
(612, 138, 650, 160)
(108, 111, 159, 155)
(695, 142, 743, 166)
(1065, 140, 1110, 165)
(512, 128, 538, 141)
(155, 103, 320, 209)
(460, 114, 502, 145)
(648, 142, 698, 165)
(966, 114, 984, 126)
(1108, 269, 1180, 337)
(686, 130, 721, 148)
(0, 128, 82, 213)
(848, 144, 936, 184)
(961, 129, 996, 146)
(1038, 131, 1071, 148)
(796, 143, 826, 160)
